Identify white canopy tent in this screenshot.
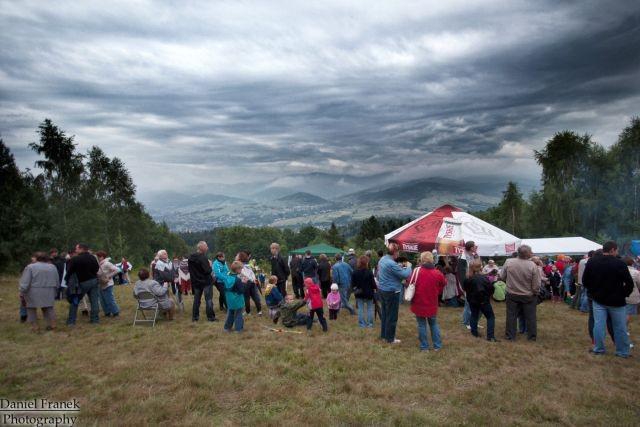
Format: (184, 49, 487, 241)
(521, 237, 601, 256)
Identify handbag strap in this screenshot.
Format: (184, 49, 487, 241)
(409, 267, 420, 285)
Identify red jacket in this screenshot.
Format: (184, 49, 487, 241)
(410, 265, 447, 318)
(304, 279, 324, 310)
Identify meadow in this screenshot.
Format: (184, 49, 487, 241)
(1, 275, 638, 426)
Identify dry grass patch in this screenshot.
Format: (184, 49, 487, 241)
(1, 275, 639, 426)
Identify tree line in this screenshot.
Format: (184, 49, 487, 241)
(0, 119, 187, 272)
(475, 117, 640, 244)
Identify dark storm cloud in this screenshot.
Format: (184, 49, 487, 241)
(1, 1, 639, 194)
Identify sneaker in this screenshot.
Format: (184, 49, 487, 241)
(257, 311, 263, 316)
(487, 337, 499, 342)
(391, 339, 402, 344)
(465, 325, 471, 330)
(478, 325, 484, 329)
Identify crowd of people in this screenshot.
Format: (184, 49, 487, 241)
(17, 239, 640, 358)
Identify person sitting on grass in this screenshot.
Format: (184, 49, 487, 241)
(277, 294, 308, 328)
(217, 261, 247, 333)
(463, 261, 497, 342)
(326, 283, 341, 320)
(264, 275, 284, 322)
(133, 268, 175, 320)
(304, 277, 328, 332)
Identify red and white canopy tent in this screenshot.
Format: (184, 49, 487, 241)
(384, 204, 521, 257)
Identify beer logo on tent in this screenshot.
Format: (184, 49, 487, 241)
(402, 242, 419, 252)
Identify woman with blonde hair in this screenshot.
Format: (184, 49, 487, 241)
(409, 251, 447, 351)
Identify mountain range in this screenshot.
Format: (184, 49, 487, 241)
(140, 176, 513, 231)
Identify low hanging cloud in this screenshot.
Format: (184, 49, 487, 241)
(0, 0, 638, 196)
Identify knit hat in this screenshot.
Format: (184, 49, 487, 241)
(330, 283, 339, 291)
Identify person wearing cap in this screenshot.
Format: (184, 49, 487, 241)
(326, 283, 341, 320)
(331, 254, 355, 315)
(347, 248, 357, 270)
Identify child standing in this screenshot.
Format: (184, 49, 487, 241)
(549, 265, 562, 303)
(304, 277, 327, 332)
(265, 275, 284, 322)
(326, 283, 341, 320)
(217, 261, 246, 332)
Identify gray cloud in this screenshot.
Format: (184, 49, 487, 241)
(1, 0, 639, 196)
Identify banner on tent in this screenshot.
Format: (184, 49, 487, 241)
(436, 218, 464, 255)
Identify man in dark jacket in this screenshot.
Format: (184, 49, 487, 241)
(188, 241, 216, 322)
(583, 241, 634, 358)
(300, 251, 318, 282)
(270, 243, 290, 297)
(50, 248, 66, 300)
(65, 243, 100, 324)
(289, 254, 302, 298)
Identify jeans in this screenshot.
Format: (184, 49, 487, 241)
(588, 297, 614, 341)
(307, 308, 328, 331)
(192, 284, 215, 321)
(244, 283, 262, 314)
(357, 298, 374, 327)
(518, 313, 527, 334)
(99, 285, 120, 316)
(469, 302, 495, 339)
(339, 285, 355, 314)
(462, 299, 471, 326)
(592, 301, 629, 357)
(380, 290, 400, 342)
(571, 285, 583, 309)
(224, 308, 244, 332)
(320, 280, 331, 299)
(505, 293, 536, 340)
(67, 278, 100, 324)
(416, 316, 441, 350)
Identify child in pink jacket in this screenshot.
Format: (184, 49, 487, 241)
(326, 283, 341, 320)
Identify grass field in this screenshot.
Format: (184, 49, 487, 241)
(1, 275, 639, 426)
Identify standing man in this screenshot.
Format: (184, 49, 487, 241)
(376, 243, 412, 344)
(573, 251, 593, 310)
(500, 245, 540, 341)
(188, 241, 216, 322)
(49, 248, 65, 300)
(300, 250, 319, 283)
(347, 248, 357, 270)
(289, 254, 302, 298)
(270, 243, 290, 297)
(65, 243, 101, 325)
(582, 241, 634, 358)
(332, 254, 355, 315)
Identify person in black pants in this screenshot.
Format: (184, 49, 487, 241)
(317, 254, 332, 298)
(270, 243, 290, 297)
(188, 241, 216, 322)
(463, 261, 497, 341)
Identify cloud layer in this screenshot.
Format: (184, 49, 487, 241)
(1, 0, 639, 196)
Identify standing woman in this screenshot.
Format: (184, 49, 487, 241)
(409, 251, 446, 351)
(19, 252, 60, 332)
(352, 255, 377, 328)
(237, 251, 262, 316)
(178, 254, 192, 295)
(96, 251, 120, 317)
(463, 261, 497, 341)
(212, 252, 228, 311)
(317, 254, 332, 298)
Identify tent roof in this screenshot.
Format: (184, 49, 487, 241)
(385, 204, 521, 256)
(290, 243, 344, 256)
(521, 237, 602, 256)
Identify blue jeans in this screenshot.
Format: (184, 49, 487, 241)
(379, 290, 400, 342)
(67, 278, 100, 324)
(357, 298, 374, 327)
(469, 302, 495, 339)
(339, 285, 355, 314)
(224, 308, 244, 332)
(416, 316, 441, 350)
(99, 285, 120, 316)
(462, 299, 471, 326)
(592, 301, 629, 357)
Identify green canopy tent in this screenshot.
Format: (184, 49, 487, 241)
(289, 243, 344, 257)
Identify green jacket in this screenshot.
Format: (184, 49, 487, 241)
(493, 280, 507, 301)
(280, 300, 306, 327)
(218, 272, 245, 310)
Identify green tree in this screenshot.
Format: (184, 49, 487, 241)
(324, 222, 346, 248)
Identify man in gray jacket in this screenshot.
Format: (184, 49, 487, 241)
(500, 245, 540, 341)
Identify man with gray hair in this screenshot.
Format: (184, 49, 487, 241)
(188, 241, 216, 322)
(500, 245, 541, 341)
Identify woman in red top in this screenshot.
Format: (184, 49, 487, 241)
(304, 277, 327, 332)
(409, 251, 447, 351)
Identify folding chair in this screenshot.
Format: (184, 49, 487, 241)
(132, 291, 160, 327)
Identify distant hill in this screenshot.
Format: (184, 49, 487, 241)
(277, 192, 331, 205)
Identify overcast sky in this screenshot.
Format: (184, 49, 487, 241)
(1, 1, 639, 197)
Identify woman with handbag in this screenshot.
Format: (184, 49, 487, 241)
(352, 256, 377, 328)
(408, 251, 447, 351)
